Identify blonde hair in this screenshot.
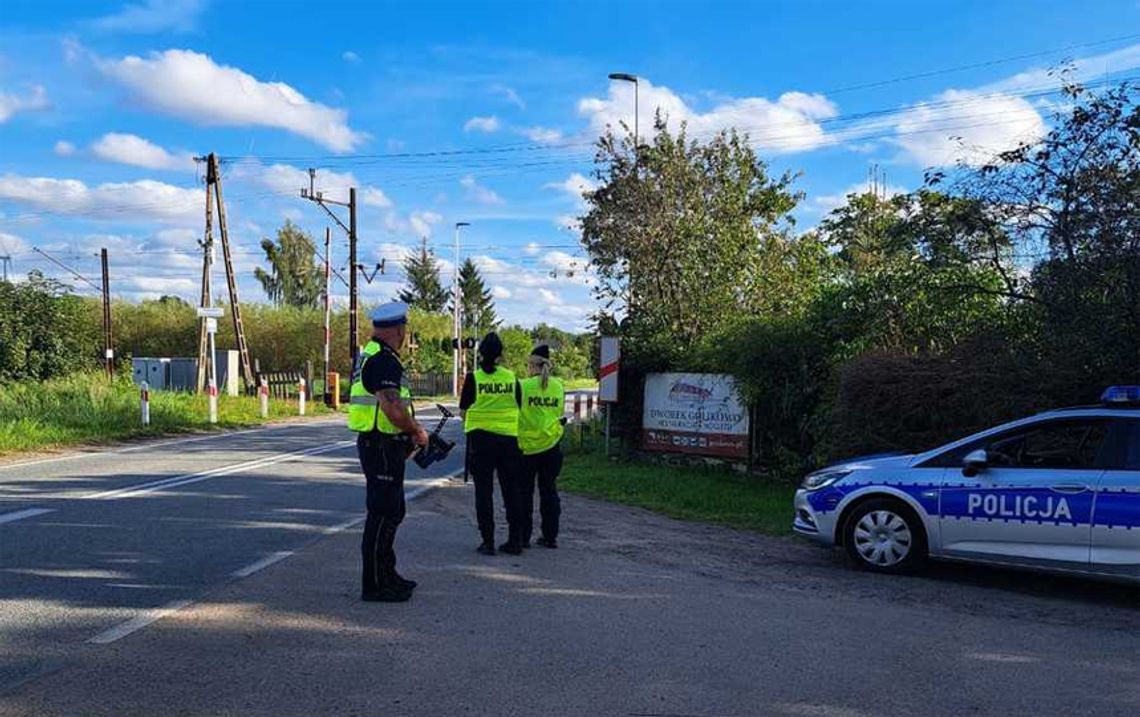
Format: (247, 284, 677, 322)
(529, 355, 552, 390)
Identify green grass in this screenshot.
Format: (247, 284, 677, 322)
(560, 444, 797, 535)
(563, 378, 599, 391)
(0, 373, 331, 456)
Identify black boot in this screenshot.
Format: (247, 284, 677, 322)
(362, 584, 412, 602)
(499, 541, 523, 555)
(476, 540, 496, 556)
(536, 536, 558, 549)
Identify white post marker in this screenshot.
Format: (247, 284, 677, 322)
(259, 378, 269, 419)
(298, 378, 306, 416)
(599, 336, 620, 456)
(140, 381, 150, 426)
(205, 316, 218, 425)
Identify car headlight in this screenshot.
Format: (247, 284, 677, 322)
(800, 469, 852, 491)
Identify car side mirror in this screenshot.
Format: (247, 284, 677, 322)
(962, 449, 988, 477)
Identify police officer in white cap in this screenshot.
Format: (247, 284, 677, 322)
(348, 302, 428, 602)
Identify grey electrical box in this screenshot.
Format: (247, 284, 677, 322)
(133, 353, 239, 395)
(131, 358, 171, 390)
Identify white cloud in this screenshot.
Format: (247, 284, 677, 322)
(0, 174, 202, 223)
(492, 285, 512, 299)
(889, 89, 1046, 167)
(578, 79, 838, 153)
(460, 175, 504, 205)
(360, 186, 393, 209)
(523, 242, 541, 256)
(53, 141, 76, 157)
(812, 181, 908, 215)
(522, 126, 563, 144)
(545, 172, 595, 205)
(0, 86, 49, 123)
(90, 132, 194, 171)
(233, 162, 391, 208)
(409, 210, 443, 237)
(555, 214, 580, 232)
(96, 49, 365, 152)
(90, 0, 205, 34)
(342, 50, 360, 64)
(463, 115, 500, 133)
(979, 43, 1140, 95)
(541, 250, 584, 276)
(0, 231, 28, 256)
(492, 84, 525, 109)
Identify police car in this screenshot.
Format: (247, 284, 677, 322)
(793, 387, 1140, 582)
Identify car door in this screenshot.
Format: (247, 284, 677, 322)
(939, 418, 1106, 567)
(1091, 418, 1140, 579)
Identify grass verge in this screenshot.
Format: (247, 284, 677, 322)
(563, 378, 599, 391)
(0, 373, 332, 456)
(559, 443, 796, 535)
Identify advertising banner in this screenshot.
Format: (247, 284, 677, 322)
(641, 373, 749, 458)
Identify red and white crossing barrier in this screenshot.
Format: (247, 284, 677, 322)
(140, 381, 150, 426)
(258, 378, 269, 418)
(207, 379, 218, 424)
(298, 378, 307, 416)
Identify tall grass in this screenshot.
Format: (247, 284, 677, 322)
(0, 373, 329, 455)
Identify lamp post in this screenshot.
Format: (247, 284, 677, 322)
(608, 72, 639, 155)
(452, 221, 470, 397)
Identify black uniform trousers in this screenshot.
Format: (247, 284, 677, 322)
(357, 431, 407, 592)
(467, 429, 524, 545)
(519, 445, 563, 543)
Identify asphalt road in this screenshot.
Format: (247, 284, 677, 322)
(0, 410, 464, 696)
(2, 410, 1137, 717)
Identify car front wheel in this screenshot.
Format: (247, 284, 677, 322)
(843, 498, 927, 574)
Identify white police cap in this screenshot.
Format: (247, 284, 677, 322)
(370, 302, 409, 327)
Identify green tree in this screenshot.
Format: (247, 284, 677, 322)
(581, 117, 802, 363)
(398, 238, 448, 312)
(253, 220, 323, 308)
(453, 258, 498, 336)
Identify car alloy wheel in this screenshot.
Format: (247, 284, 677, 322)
(843, 498, 927, 574)
(853, 510, 912, 567)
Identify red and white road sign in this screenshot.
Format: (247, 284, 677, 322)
(599, 336, 620, 403)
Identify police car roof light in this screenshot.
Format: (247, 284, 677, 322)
(1100, 385, 1140, 405)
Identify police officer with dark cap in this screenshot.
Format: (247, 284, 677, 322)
(348, 302, 429, 602)
(517, 344, 566, 548)
(459, 331, 525, 556)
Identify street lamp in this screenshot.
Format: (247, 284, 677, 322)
(608, 72, 639, 154)
(452, 221, 470, 397)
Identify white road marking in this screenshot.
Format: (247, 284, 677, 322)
(84, 440, 355, 500)
(0, 507, 54, 524)
(0, 419, 345, 471)
(232, 551, 294, 577)
(86, 599, 193, 645)
(84, 474, 457, 646)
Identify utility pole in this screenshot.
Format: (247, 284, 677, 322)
(195, 153, 255, 392)
(323, 227, 332, 404)
(302, 169, 360, 365)
(100, 248, 113, 378)
(0, 254, 10, 282)
(453, 221, 470, 397)
(195, 158, 216, 393)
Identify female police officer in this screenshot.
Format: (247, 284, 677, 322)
(517, 345, 565, 548)
(459, 331, 524, 556)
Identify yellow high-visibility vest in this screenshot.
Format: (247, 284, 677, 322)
(518, 375, 564, 455)
(464, 367, 519, 436)
(347, 340, 411, 434)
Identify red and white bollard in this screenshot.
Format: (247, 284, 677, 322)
(207, 379, 218, 424)
(140, 381, 150, 426)
(573, 394, 583, 422)
(258, 378, 269, 419)
(586, 393, 595, 418)
(298, 378, 306, 416)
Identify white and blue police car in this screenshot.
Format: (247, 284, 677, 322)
(793, 387, 1140, 582)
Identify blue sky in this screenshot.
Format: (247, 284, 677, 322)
(2, 0, 1139, 330)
